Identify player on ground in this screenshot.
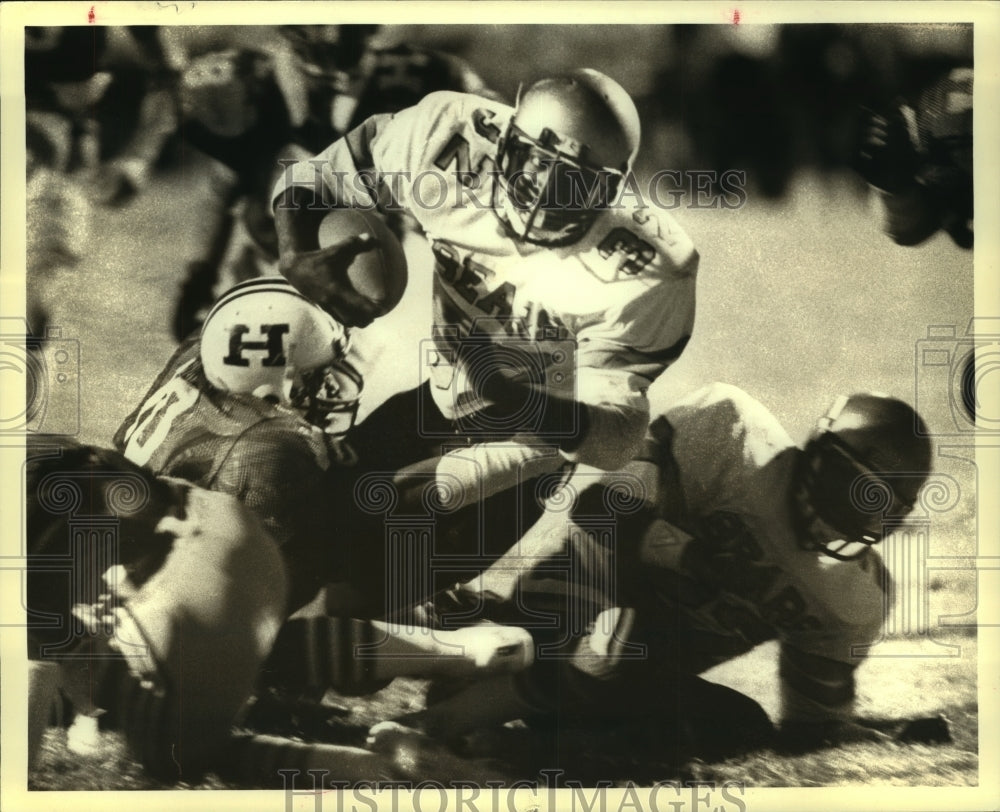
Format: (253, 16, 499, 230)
(273, 69, 699, 557)
(389, 383, 933, 755)
(26, 436, 288, 779)
(856, 66, 973, 249)
(114, 278, 532, 700)
(26, 436, 485, 787)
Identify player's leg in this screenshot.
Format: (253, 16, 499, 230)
(414, 469, 653, 632)
(27, 660, 61, 768)
(220, 733, 404, 787)
(261, 613, 533, 697)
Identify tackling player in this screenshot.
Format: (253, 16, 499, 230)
(25, 436, 446, 786)
(114, 278, 532, 699)
(26, 435, 288, 779)
(396, 383, 933, 754)
(273, 69, 699, 546)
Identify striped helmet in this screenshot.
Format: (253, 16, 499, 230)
(200, 278, 363, 435)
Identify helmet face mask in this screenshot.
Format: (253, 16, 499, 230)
(200, 279, 363, 434)
(793, 434, 914, 561)
(496, 124, 626, 246)
(792, 394, 932, 561)
(494, 70, 641, 246)
(293, 360, 364, 436)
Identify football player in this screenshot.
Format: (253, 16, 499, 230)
(277, 25, 500, 155)
(169, 25, 497, 341)
(25, 436, 442, 786)
(114, 278, 532, 698)
(273, 69, 699, 549)
(395, 383, 933, 755)
(26, 435, 289, 779)
(856, 66, 973, 249)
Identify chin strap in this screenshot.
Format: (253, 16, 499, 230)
(817, 394, 849, 433)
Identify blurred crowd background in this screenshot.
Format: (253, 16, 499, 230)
(25, 22, 973, 203)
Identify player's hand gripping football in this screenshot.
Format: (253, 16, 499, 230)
(279, 234, 382, 328)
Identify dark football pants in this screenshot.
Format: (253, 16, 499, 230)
(340, 380, 561, 617)
(424, 481, 775, 747)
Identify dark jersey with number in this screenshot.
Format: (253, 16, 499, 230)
(114, 339, 354, 609)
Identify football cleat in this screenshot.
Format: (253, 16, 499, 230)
(441, 624, 535, 673)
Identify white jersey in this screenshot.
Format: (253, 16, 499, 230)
(632, 383, 890, 722)
(277, 91, 697, 473)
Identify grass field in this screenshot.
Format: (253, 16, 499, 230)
(28, 631, 979, 789)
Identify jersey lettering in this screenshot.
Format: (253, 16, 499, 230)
(598, 227, 656, 275)
(431, 240, 512, 315)
(689, 512, 821, 632)
(433, 110, 498, 186)
(224, 324, 290, 368)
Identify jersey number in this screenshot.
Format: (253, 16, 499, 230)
(432, 109, 500, 187)
(122, 374, 200, 466)
(597, 228, 655, 275)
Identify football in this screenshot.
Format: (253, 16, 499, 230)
(317, 208, 408, 317)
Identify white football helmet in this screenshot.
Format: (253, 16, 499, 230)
(792, 393, 933, 560)
(200, 278, 363, 435)
(495, 69, 641, 246)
